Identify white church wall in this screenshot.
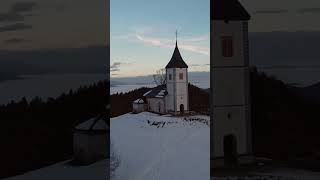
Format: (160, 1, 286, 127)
(212, 106, 249, 157)
(147, 98, 165, 114)
(166, 68, 189, 112)
(211, 19, 252, 161)
(212, 67, 250, 106)
(211, 20, 248, 67)
(166, 68, 175, 111)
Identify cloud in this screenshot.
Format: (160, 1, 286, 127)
(182, 34, 209, 42)
(297, 8, 320, 14)
(257, 65, 320, 70)
(135, 34, 209, 56)
(254, 9, 289, 14)
(0, 12, 24, 22)
(189, 64, 210, 67)
(11, 2, 37, 13)
(111, 62, 122, 72)
(4, 38, 31, 44)
(56, 3, 66, 13)
(0, 23, 32, 32)
(0, 2, 37, 23)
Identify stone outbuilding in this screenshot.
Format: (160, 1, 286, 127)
(132, 98, 145, 113)
(73, 115, 109, 165)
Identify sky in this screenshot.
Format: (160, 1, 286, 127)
(0, 0, 108, 51)
(110, 0, 210, 77)
(1, 0, 320, 85)
(239, 0, 320, 86)
(240, 0, 320, 32)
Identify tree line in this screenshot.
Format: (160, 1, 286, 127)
(0, 80, 108, 178)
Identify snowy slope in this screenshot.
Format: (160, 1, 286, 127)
(111, 112, 210, 180)
(5, 159, 109, 180)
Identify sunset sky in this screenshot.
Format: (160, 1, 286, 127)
(1, 0, 320, 85)
(110, 0, 210, 77)
(0, 0, 108, 51)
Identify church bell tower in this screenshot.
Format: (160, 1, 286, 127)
(165, 32, 189, 114)
(211, 0, 253, 167)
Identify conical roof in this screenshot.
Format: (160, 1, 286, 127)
(165, 41, 188, 69)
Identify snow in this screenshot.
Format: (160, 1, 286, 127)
(253, 167, 320, 180)
(111, 112, 210, 180)
(154, 90, 166, 98)
(93, 119, 109, 130)
(4, 159, 109, 180)
(133, 99, 144, 104)
(158, 90, 165, 96)
(76, 118, 108, 130)
(143, 90, 152, 96)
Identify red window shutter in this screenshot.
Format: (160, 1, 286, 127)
(221, 36, 233, 57)
(179, 73, 183, 80)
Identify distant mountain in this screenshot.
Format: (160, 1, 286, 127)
(0, 72, 22, 82)
(299, 82, 320, 104)
(285, 81, 320, 104)
(111, 71, 209, 89)
(0, 46, 109, 75)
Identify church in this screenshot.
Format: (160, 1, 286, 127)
(132, 38, 189, 115)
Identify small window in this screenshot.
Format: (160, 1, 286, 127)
(179, 73, 183, 80)
(169, 74, 172, 80)
(221, 36, 233, 57)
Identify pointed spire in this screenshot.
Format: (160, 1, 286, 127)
(175, 30, 178, 46)
(165, 30, 188, 69)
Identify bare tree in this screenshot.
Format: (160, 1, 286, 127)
(153, 68, 167, 86)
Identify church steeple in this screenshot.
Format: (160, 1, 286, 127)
(165, 31, 188, 69)
(175, 30, 178, 47)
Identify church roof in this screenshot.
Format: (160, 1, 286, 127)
(144, 85, 167, 98)
(133, 98, 144, 104)
(165, 42, 188, 69)
(75, 115, 109, 133)
(211, 0, 251, 21)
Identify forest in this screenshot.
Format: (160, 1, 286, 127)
(0, 80, 107, 178)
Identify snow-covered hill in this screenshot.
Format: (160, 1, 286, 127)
(5, 159, 109, 180)
(111, 112, 210, 180)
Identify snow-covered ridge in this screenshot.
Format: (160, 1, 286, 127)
(111, 112, 210, 180)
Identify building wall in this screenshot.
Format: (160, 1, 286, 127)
(211, 20, 252, 159)
(212, 67, 249, 106)
(88, 133, 108, 160)
(212, 106, 250, 157)
(166, 68, 175, 111)
(73, 132, 108, 164)
(132, 103, 144, 113)
(147, 98, 166, 114)
(211, 21, 248, 67)
(166, 68, 188, 112)
(74, 133, 89, 162)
